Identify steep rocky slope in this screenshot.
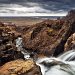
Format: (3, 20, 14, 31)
(22, 10, 75, 56)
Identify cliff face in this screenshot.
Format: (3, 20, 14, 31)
(62, 10, 75, 33)
(22, 10, 75, 56)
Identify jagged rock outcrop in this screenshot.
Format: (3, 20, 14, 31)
(64, 33, 75, 51)
(22, 10, 75, 56)
(0, 22, 24, 66)
(62, 10, 75, 33)
(0, 59, 42, 75)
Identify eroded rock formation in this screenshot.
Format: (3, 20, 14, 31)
(0, 59, 42, 75)
(64, 33, 75, 51)
(0, 22, 24, 66)
(20, 10, 75, 56)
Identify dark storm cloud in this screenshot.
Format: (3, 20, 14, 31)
(0, 0, 75, 4)
(0, 0, 75, 11)
(0, 0, 75, 16)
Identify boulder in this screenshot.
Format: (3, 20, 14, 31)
(64, 33, 75, 51)
(0, 59, 42, 75)
(0, 43, 24, 66)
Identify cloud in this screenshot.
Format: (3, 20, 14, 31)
(0, 3, 67, 16)
(0, 0, 75, 16)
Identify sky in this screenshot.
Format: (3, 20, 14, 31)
(0, 0, 75, 16)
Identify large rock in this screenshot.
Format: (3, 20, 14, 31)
(64, 33, 75, 51)
(22, 20, 71, 56)
(62, 10, 75, 33)
(0, 22, 24, 66)
(0, 42, 24, 66)
(22, 10, 75, 56)
(0, 59, 42, 75)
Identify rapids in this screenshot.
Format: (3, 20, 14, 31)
(36, 50, 75, 75)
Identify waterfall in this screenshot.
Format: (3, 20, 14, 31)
(58, 50, 75, 61)
(36, 50, 75, 75)
(15, 37, 30, 59)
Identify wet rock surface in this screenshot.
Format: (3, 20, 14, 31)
(0, 59, 42, 75)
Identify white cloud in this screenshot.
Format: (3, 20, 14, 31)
(0, 3, 67, 16)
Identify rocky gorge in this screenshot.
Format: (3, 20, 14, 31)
(0, 10, 75, 75)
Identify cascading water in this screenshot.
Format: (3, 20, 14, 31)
(15, 37, 75, 75)
(15, 37, 30, 59)
(36, 50, 75, 75)
(58, 50, 75, 61)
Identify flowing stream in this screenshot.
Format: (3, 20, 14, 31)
(36, 50, 75, 75)
(16, 37, 75, 75)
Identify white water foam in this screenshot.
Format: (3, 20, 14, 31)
(36, 50, 75, 75)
